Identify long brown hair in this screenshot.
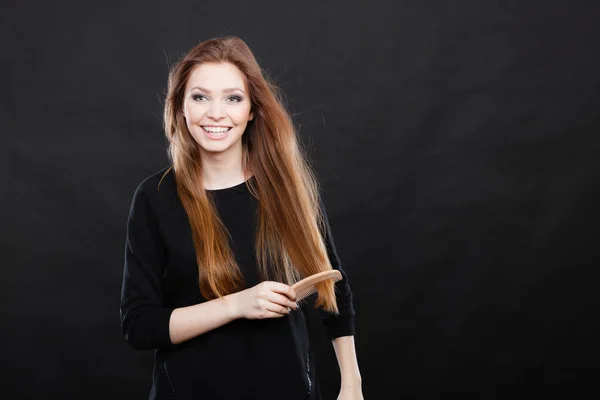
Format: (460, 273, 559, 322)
(163, 36, 338, 312)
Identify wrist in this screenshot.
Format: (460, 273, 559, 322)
(223, 293, 241, 320)
(341, 373, 362, 387)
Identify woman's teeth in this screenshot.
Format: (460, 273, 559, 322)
(202, 126, 231, 133)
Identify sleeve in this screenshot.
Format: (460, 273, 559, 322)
(120, 184, 176, 350)
(317, 199, 356, 339)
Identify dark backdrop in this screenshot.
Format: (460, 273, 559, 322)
(3, 1, 599, 398)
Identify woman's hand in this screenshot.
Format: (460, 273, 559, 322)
(229, 281, 297, 320)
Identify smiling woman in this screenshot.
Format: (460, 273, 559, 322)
(120, 36, 362, 400)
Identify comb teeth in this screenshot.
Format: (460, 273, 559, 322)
(294, 274, 342, 302)
(296, 286, 319, 301)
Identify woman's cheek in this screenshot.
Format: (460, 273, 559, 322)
(233, 105, 252, 122)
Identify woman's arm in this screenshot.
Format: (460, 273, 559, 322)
(316, 200, 362, 397)
(121, 184, 175, 350)
(168, 295, 237, 345)
(332, 335, 363, 398)
(169, 281, 298, 345)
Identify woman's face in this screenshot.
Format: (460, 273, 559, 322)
(182, 62, 254, 159)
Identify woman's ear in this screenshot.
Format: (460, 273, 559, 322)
(249, 111, 254, 121)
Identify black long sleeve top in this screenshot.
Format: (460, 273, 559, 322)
(120, 168, 355, 399)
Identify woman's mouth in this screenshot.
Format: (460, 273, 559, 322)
(201, 126, 232, 139)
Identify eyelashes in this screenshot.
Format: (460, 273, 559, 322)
(191, 94, 243, 103)
(192, 94, 207, 101)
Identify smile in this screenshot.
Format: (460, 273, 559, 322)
(202, 126, 232, 133)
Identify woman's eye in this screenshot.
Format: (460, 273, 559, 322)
(228, 95, 242, 103)
(192, 94, 207, 101)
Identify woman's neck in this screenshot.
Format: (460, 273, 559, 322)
(200, 149, 250, 190)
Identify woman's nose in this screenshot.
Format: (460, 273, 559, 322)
(207, 102, 226, 120)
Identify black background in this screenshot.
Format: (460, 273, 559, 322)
(3, 1, 599, 398)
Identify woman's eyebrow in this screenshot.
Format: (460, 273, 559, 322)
(190, 86, 246, 94)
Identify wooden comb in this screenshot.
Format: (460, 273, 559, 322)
(291, 270, 342, 302)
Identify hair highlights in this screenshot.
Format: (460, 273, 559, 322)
(163, 36, 338, 313)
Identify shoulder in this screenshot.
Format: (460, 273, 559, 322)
(132, 166, 178, 215)
(136, 166, 175, 194)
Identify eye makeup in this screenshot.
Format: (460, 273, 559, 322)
(190, 93, 244, 103)
(227, 95, 243, 103)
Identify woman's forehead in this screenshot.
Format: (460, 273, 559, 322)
(186, 62, 248, 93)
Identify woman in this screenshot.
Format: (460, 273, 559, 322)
(120, 36, 363, 399)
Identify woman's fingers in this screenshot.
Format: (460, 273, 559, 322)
(264, 281, 297, 302)
(263, 310, 288, 318)
(244, 281, 300, 319)
(264, 302, 290, 316)
(264, 291, 298, 310)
